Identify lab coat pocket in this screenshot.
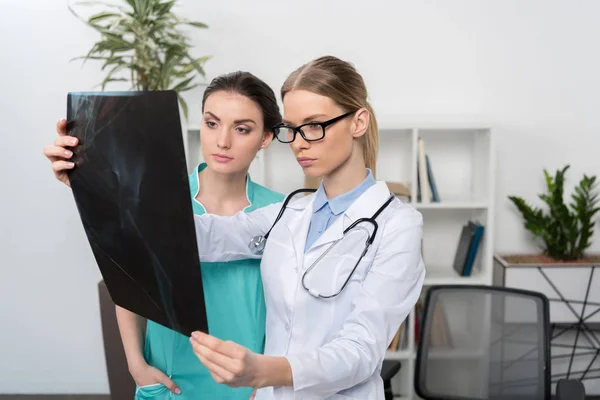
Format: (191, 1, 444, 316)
(135, 383, 170, 399)
(332, 230, 375, 286)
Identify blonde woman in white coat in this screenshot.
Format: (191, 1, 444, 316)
(189, 56, 426, 400)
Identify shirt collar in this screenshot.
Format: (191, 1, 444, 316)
(312, 168, 376, 216)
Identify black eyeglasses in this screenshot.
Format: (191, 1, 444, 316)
(272, 110, 357, 143)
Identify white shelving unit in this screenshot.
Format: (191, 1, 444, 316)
(185, 124, 495, 400)
(376, 126, 495, 399)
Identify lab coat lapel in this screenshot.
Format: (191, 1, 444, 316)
(285, 194, 314, 272)
(345, 181, 391, 222)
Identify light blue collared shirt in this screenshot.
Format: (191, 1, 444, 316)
(304, 169, 376, 252)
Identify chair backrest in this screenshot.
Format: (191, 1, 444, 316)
(415, 285, 550, 400)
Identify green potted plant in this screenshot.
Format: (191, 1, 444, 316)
(69, 0, 210, 119)
(494, 165, 600, 389)
(496, 164, 600, 266)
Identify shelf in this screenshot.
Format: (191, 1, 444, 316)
(423, 270, 487, 286)
(386, 350, 414, 360)
(377, 119, 492, 131)
(416, 127, 491, 134)
(412, 201, 488, 210)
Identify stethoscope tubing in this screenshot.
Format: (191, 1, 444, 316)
(263, 188, 317, 241)
(301, 193, 395, 298)
(248, 188, 396, 298)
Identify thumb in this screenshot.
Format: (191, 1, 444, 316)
(153, 369, 181, 395)
(56, 119, 68, 136)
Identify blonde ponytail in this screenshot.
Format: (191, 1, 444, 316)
(362, 102, 379, 175)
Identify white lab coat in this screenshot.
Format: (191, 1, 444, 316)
(194, 180, 425, 399)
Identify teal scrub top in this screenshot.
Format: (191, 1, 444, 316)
(135, 163, 283, 400)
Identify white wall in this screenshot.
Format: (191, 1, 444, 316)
(1, 0, 599, 394)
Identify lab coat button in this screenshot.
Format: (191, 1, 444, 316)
(285, 323, 290, 331)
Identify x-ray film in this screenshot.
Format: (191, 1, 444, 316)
(66, 90, 208, 337)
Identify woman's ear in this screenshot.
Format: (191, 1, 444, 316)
(260, 131, 275, 149)
(352, 108, 369, 138)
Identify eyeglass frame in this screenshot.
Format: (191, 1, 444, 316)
(272, 110, 358, 143)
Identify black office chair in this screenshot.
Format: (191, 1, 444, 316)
(381, 359, 402, 400)
(414, 285, 585, 400)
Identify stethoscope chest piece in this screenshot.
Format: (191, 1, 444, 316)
(247, 188, 317, 255)
(248, 235, 267, 254)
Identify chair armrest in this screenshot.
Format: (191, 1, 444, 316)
(556, 379, 585, 400)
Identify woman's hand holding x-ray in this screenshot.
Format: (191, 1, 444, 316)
(43, 119, 77, 187)
(190, 331, 293, 390)
(190, 331, 262, 388)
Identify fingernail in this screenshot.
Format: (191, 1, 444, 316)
(65, 150, 73, 158)
(175, 388, 181, 395)
(70, 138, 78, 145)
(67, 162, 75, 168)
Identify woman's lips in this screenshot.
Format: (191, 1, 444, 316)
(297, 157, 315, 167)
(212, 154, 233, 163)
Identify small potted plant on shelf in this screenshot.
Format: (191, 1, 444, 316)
(495, 164, 600, 267)
(69, 0, 210, 119)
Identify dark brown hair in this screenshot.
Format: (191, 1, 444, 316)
(202, 71, 282, 131)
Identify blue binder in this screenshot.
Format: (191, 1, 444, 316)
(452, 220, 484, 276)
(463, 221, 484, 277)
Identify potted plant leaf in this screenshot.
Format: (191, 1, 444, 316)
(69, 0, 210, 119)
(497, 165, 600, 265)
(494, 164, 600, 306)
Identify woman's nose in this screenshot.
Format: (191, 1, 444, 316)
(290, 131, 310, 151)
(217, 130, 232, 149)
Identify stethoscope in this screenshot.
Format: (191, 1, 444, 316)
(248, 188, 396, 299)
